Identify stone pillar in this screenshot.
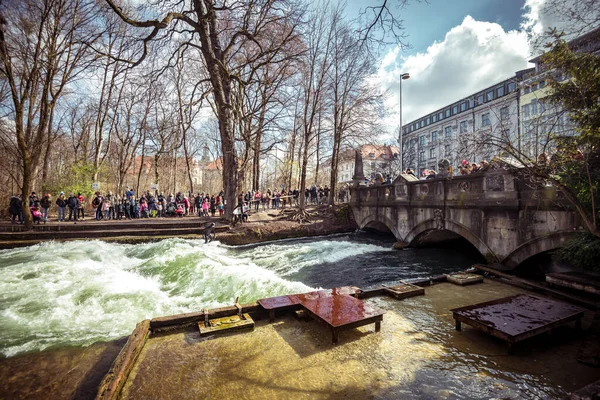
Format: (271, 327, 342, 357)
(352, 150, 366, 187)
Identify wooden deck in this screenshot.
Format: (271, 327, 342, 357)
(258, 286, 383, 344)
(451, 294, 586, 353)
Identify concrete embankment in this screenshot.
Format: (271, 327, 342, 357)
(0, 206, 358, 249)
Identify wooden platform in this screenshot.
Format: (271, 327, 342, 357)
(199, 313, 254, 336)
(383, 282, 425, 299)
(258, 286, 383, 344)
(446, 272, 484, 286)
(451, 294, 586, 353)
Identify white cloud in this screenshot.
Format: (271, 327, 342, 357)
(378, 15, 531, 136)
(522, 0, 600, 44)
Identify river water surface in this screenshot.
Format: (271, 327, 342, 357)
(0, 233, 478, 357)
(1, 235, 597, 400)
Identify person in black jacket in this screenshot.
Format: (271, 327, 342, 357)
(9, 194, 22, 224)
(40, 193, 51, 222)
(55, 192, 67, 222)
(67, 193, 79, 221)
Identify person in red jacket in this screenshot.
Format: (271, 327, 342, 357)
(77, 193, 85, 221)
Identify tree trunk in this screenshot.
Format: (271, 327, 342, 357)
(136, 134, 146, 195)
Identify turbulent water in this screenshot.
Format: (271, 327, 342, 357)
(0, 234, 480, 357)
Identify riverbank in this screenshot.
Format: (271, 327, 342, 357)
(217, 204, 356, 245)
(0, 204, 357, 249)
(2, 279, 599, 400)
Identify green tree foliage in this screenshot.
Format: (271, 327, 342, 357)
(542, 31, 600, 269)
(44, 162, 99, 201)
(554, 233, 600, 272)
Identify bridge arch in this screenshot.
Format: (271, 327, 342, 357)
(404, 219, 498, 262)
(501, 230, 578, 270)
(357, 214, 401, 239)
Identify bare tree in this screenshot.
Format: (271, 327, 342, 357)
(327, 13, 386, 205)
(292, 3, 335, 222)
(0, 0, 97, 224)
(104, 0, 305, 220)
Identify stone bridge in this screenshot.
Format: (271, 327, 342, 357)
(349, 168, 582, 270)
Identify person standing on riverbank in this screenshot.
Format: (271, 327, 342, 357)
(67, 193, 79, 221)
(77, 193, 85, 221)
(9, 194, 22, 224)
(40, 193, 51, 223)
(55, 192, 66, 222)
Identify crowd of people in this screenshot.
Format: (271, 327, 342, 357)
(402, 159, 491, 181)
(7, 185, 336, 224)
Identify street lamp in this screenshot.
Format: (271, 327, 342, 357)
(399, 72, 410, 174)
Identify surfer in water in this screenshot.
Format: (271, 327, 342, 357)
(203, 222, 216, 243)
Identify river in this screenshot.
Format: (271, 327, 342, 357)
(0, 233, 480, 357)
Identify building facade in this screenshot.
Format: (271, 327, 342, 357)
(519, 27, 600, 159)
(321, 144, 399, 185)
(401, 69, 533, 176)
(400, 27, 600, 175)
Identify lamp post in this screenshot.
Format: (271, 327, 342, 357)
(399, 72, 410, 174)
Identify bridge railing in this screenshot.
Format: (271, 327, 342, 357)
(349, 169, 567, 209)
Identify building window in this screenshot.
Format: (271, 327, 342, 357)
(486, 90, 494, 101)
(432, 114, 437, 123)
(445, 109, 451, 118)
(539, 80, 546, 88)
(482, 113, 490, 127)
(429, 148, 436, 159)
(419, 151, 425, 162)
(539, 100, 546, 114)
(497, 86, 504, 97)
(508, 82, 516, 92)
(420, 120, 425, 128)
(460, 121, 467, 133)
(531, 99, 538, 115)
(460, 102, 466, 112)
(477, 95, 484, 105)
(431, 131, 438, 142)
(438, 112, 443, 120)
(426, 117, 430, 125)
(369, 153, 375, 158)
(419, 135, 426, 145)
(500, 106, 509, 121)
(452, 105, 458, 114)
(524, 86, 531, 94)
(445, 126, 452, 137)
(445, 144, 451, 156)
(522, 104, 530, 118)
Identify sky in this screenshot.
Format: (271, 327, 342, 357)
(341, 0, 576, 140)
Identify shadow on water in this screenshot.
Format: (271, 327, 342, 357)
(284, 231, 486, 289)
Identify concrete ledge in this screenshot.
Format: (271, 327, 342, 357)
(95, 319, 150, 400)
(150, 303, 261, 332)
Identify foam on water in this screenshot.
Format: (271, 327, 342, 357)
(0, 237, 387, 357)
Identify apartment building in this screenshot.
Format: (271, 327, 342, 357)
(520, 27, 600, 158)
(401, 69, 532, 175)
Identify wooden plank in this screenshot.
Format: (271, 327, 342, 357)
(451, 294, 586, 353)
(150, 303, 260, 331)
(446, 272, 484, 286)
(547, 274, 600, 296)
(473, 264, 599, 310)
(199, 313, 254, 336)
(95, 320, 150, 400)
(383, 282, 425, 299)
